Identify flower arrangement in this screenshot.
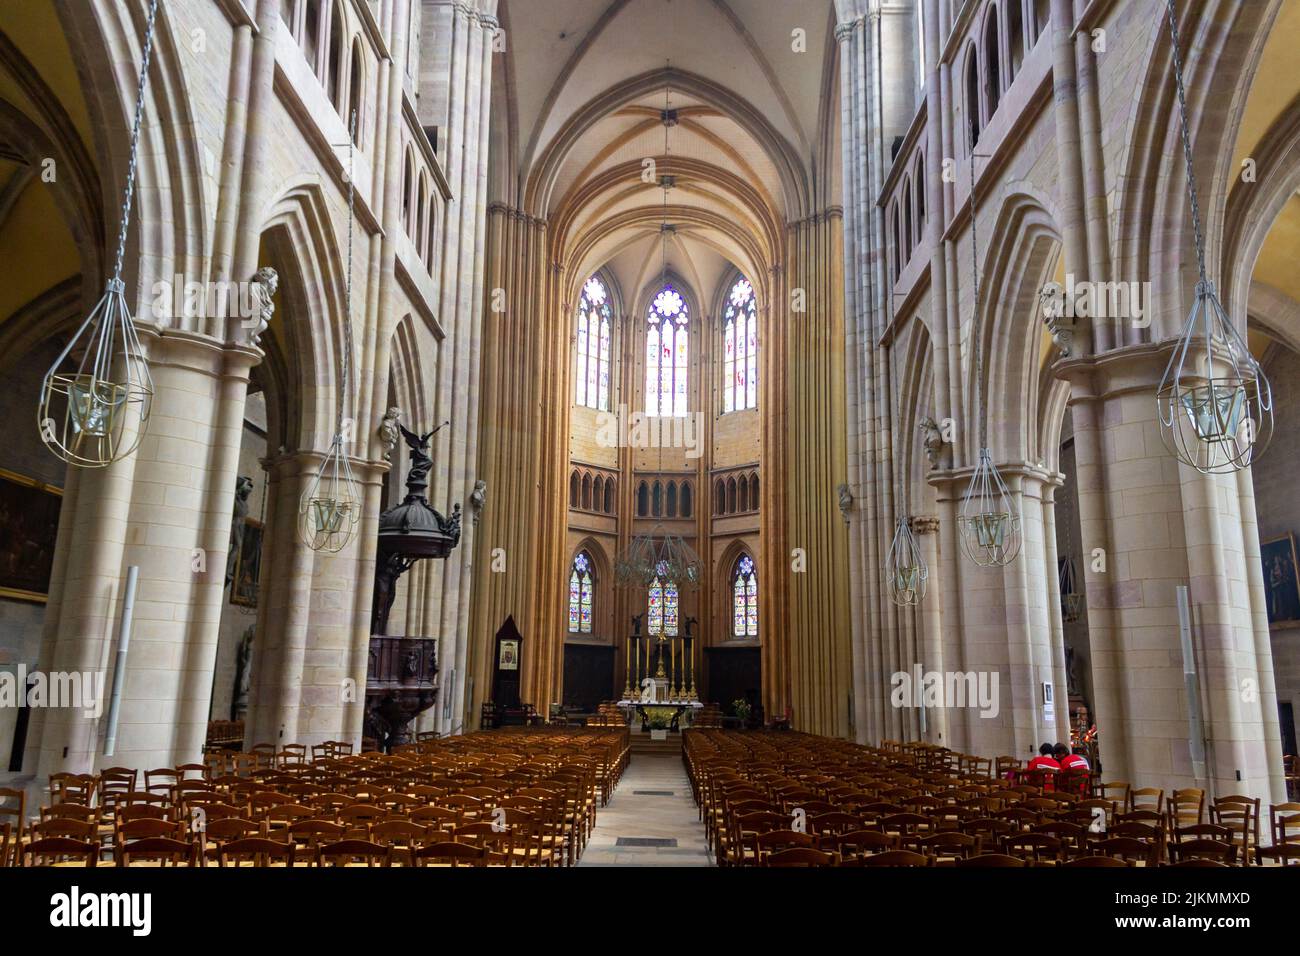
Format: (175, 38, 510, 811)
(732, 698, 752, 722)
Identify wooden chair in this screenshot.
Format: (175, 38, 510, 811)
(315, 839, 392, 867)
(1169, 858, 1231, 867)
(49, 773, 96, 805)
(957, 853, 1027, 867)
(412, 841, 486, 867)
(1063, 854, 1131, 867)
(1002, 833, 1062, 864)
(764, 847, 833, 867)
(144, 768, 179, 797)
(912, 831, 981, 862)
(115, 837, 197, 867)
(215, 837, 295, 867)
(1166, 788, 1205, 829)
(199, 817, 263, 860)
(0, 787, 25, 865)
(819, 829, 895, 861)
(1168, 839, 1235, 865)
(1097, 781, 1130, 807)
(287, 819, 347, 851)
(22, 837, 100, 867)
(855, 849, 932, 867)
(1211, 795, 1259, 866)
(370, 820, 431, 865)
(753, 828, 815, 861)
(32, 818, 98, 841)
(1129, 787, 1163, 814)
(1093, 837, 1158, 866)
(115, 818, 184, 848)
(1032, 821, 1090, 858)
(1257, 804, 1300, 864)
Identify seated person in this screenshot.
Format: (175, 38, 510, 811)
(1026, 743, 1061, 789)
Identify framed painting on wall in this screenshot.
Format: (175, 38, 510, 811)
(230, 518, 264, 608)
(1262, 533, 1300, 625)
(0, 468, 62, 603)
(498, 638, 519, 671)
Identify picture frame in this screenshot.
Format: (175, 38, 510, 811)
(499, 638, 519, 671)
(230, 518, 264, 608)
(1262, 533, 1300, 625)
(0, 468, 62, 603)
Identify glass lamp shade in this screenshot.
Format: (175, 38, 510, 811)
(885, 514, 928, 606)
(38, 281, 153, 467)
(298, 434, 361, 552)
(1157, 281, 1272, 474)
(959, 449, 1022, 567)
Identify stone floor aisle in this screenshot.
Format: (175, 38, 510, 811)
(578, 754, 714, 866)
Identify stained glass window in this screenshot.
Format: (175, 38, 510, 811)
(732, 554, 758, 638)
(723, 276, 757, 413)
(576, 276, 613, 410)
(645, 284, 689, 416)
(647, 560, 679, 637)
(568, 552, 593, 633)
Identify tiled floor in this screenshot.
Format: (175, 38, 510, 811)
(578, 755, 714, 866)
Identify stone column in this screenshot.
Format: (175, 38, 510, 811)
(1061, 347, 1284, 801)
(33, 329, 259, 776)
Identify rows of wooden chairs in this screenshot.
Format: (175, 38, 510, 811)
(3, 727, 628, 868)
(686, 730, 1300, 867)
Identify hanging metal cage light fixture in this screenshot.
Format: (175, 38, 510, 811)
(614, 525, 703, 590)
(38, 0, 159, 468)
(1059, 555, 1082, 623)
(960, 448, 1022, 567)
(299, 433, 361, 553)
(298, 110, 363, 553)
(1156, 284, 1272, 474)
(1155, 0, 1272, 475)
(885, 514, 927, 606)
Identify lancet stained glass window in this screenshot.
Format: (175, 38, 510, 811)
(723, 276, 758, 412)
(732, 554, 758, 638)
(568, 551, 594, 633)
(576, 276, 612, 410)
(647, 560, 679, 636)
(646, 285, 689, 416)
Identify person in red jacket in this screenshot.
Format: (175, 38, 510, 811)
(1026, 743, 1060, 790)
(1057, 743, 1090, 772)
(1028, 742, 1061, 773)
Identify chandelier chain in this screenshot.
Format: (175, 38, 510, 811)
(1163, 0, 1207, 284)
(111, 0, 161, 284)
(339, 109, 356, 435)
(968, 154, 987, 450)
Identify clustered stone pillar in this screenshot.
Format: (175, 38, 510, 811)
(1061, 350, 1284, 800)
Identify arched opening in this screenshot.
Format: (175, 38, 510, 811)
(1007, 0, 1026, 80)
(964, 45, 981, 153)
(327, 3, 345, 109)
(347, 40, 364, 145)
(983, 10, 1002, 120)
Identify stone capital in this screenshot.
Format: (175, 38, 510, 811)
(909, 515, 940, 535)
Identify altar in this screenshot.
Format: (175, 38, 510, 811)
(617, 698, 703, 732)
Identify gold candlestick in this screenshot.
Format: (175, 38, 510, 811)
(622, 636, 632, 699)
